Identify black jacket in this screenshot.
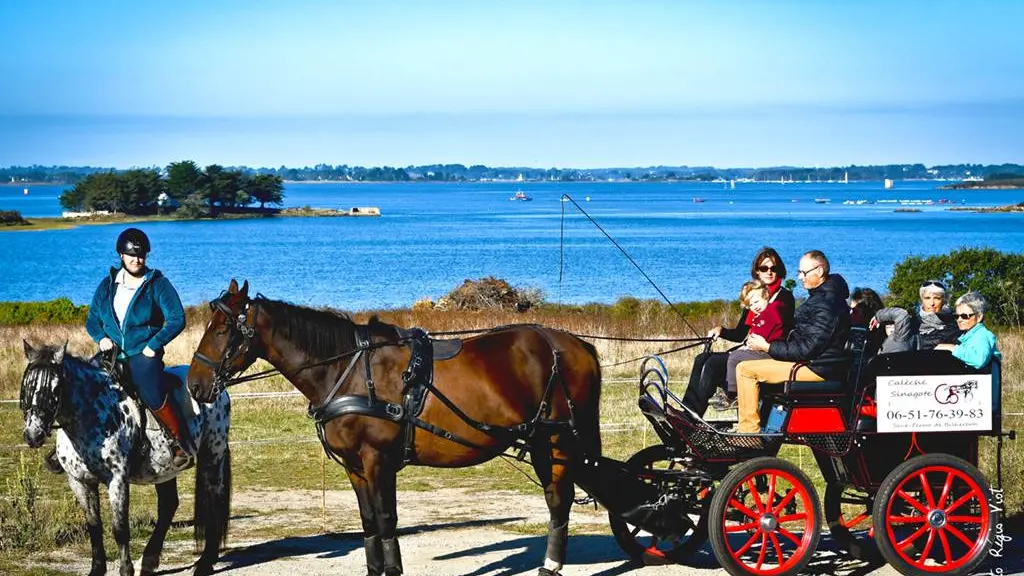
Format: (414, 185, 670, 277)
(720, 287, 796, 342)
(768, 274, 851, 380)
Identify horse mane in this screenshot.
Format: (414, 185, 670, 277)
(256, 297, 362, 359)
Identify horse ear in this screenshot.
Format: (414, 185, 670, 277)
(228, 279, 239, 294)
(23, 340, 36, 361)
(53, 341, 67, 364)
(240, 280, 249, 298)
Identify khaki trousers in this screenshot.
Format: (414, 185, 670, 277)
(735, 359, 824, 433)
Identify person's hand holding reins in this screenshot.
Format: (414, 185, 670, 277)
(99, 337, 115, 352)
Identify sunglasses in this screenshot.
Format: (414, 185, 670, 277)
(797, 265, 821, 277)
(955, 313, 976, 320)
(921, 280, 946, 290)
(757, 265, 779, 273)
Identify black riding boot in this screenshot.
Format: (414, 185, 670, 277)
(382, 538, 403, 575)
(364, 535, 385, 576)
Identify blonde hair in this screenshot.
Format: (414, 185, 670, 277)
(739, 280, 769, 306)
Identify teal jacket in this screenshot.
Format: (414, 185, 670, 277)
(952, 323, 999, 369)
(86, 267, 185, 357)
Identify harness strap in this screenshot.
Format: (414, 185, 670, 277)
(356, 325, 377, 407)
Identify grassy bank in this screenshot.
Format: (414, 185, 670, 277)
(1, 306, 1021, 571)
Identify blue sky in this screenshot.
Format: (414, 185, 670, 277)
(1, 1, 1022, 167)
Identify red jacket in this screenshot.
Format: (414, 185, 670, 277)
(749, 301, 785, 343)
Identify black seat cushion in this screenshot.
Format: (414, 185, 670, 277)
(784, 380, 847, 394)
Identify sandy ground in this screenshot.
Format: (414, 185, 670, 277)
(38, 488, 1023, 576)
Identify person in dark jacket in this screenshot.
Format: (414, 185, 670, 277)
(86, 228, 193, 465)
(870, 279, 959, 352)
(682, 247, 795, 416)
(736, 250, 851, 432)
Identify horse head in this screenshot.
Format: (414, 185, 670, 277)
(189, 278, 261, 403)
(20, 340, 67, 448)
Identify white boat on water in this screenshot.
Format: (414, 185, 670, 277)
(510, 190, 533, 201)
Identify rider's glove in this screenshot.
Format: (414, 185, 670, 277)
(99, 337, 114, 352)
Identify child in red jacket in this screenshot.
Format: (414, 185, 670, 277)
(714, 280, 786, 410)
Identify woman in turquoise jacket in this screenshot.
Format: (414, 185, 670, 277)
(935, 291, 999, 369)
(86, 228, 193, 462)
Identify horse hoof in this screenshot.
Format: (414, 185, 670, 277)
(538, 569, 561, 576)
(88, 566, 107, 576)
(141, 555, 159, 575)
(193, 561, 215, 576)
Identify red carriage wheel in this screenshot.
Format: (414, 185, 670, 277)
(824, 483, 881, 562)
(872, 454, 995, 576)
(609, 445, 710, 564)
(708, 457, 821, 576)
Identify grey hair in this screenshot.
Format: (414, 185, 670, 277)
(955, 291, 988, 318)
(919, 280, 947, 300)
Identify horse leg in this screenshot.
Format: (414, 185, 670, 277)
(348, 470, 386, 576)
(108, 474, 135, 576)
(531, 438, 573, 576)
(68, 476, 106, 576)
(141, 478, 178, 575)
(372, 464, 403, 576)
(194, 437, 232, 576)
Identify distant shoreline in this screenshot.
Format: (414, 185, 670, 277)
(0, 207, 373, 232)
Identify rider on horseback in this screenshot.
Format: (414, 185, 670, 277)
(86, 228, 195, 467)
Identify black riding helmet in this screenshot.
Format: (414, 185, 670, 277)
(116, 228, 151, 256)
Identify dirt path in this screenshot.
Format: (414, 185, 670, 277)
(45, 488, 1021, 576)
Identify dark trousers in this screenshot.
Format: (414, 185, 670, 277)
(681, 351, 728, 417)
(127, 353, 166, 409)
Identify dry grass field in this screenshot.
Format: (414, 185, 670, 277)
(1, 304, 1021, 574)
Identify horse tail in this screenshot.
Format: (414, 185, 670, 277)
(194, 438, 232, 554)
(573, 334, 603, 459)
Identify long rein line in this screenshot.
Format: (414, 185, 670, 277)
(558, 194, 703, 340)
(221, 338, 412, 388)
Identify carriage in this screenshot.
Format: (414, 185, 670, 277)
(579, 326, 1012, 576)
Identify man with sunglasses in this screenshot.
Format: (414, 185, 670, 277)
(734, 250, 851, 433)
(871, 279, 959, 352)
(86, 228, 193, 467)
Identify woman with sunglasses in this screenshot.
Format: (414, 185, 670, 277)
(870, 279, 959, 352)
(934, 291, 999, 369)
(682, 247, 795, 415)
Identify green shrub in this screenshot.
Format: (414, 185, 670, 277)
(0, 210, 27, 226)
(0, 299, 89, 326)
(888, 247, 1024, 326)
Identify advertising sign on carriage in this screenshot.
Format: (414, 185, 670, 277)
(876, 374, 992, 433)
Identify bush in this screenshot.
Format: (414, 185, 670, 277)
(0, 210, 27, 226)
(888, 247, 1024, 326)
(0, 298, 89, 326)
(175, 192, 211, 219)
(436, 276, 541, 311)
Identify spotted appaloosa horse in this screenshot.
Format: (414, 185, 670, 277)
(20, 341, 232, 576)
(187, 280, 603, 576)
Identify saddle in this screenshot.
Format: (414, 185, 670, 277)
(94, 353, 197, 427)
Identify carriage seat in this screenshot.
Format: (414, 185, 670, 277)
(768, 326, 872, 398)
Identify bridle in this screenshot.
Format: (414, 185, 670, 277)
(191, 292, 261, 398)
(21, 361, 64, 434)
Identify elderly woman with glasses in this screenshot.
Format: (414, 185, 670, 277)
(870, 279, 959, 352)
(934, 291, 999, 369)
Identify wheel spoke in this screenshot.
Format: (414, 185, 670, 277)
(768, 532, 785, 566)
(772, 489, 798, 515)
(937, 472, 954, 509)
(897, 524, 929, 548)
(938, 528, 953, 564)
(747, 478, 766, 513)
(947, 516, 983, 524)
(917, 471, 937, 508)
(725, 520, 760, 533)
(896, 489, 930, 514)
(918, 530, 937, 563)
(755, 533, 768, 569)
(841, 511, 871, 528)
(729, 498, 761, 520)
(767, 474, 778, 512)
(944, 523, 976, 548)
(777, 526, 802, 547)
(944, 490, 978, 514)
(777, 512, 807, 523)
(887, 514, 927, 524)
(735, 530, 762, 556)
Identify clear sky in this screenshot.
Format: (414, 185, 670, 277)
(1, 0, 1022, 168)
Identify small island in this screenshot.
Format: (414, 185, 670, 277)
(940, 173, 1024, 190)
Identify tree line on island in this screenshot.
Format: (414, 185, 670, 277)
(58, 161, 285, 217)
(6, 162, 1024, 186)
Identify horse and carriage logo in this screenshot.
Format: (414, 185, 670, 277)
(934, 379, 978, 405)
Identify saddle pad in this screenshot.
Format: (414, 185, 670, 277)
(432, 338, 463, 361)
